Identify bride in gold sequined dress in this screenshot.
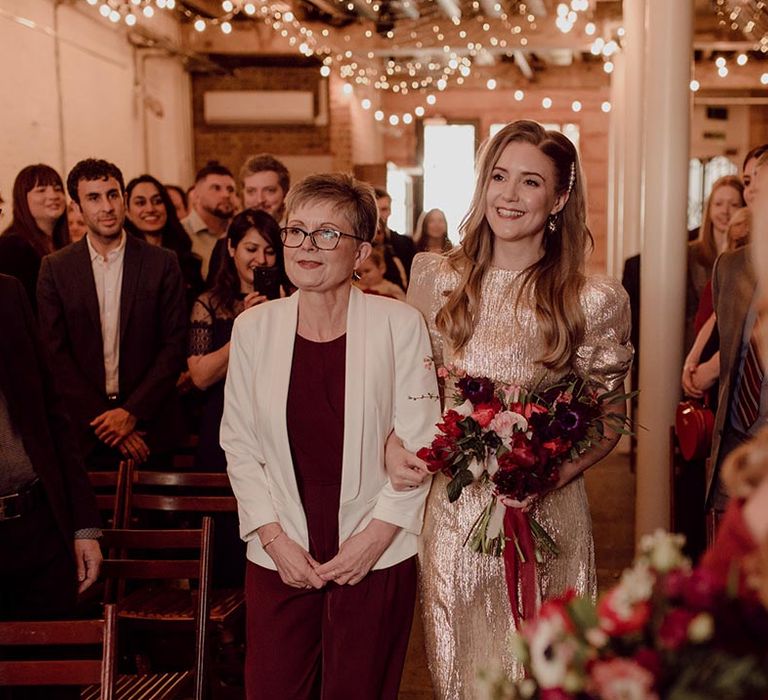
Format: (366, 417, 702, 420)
(402, 121, 633, 698)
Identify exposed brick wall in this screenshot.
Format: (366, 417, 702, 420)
(191, 64, 334, 177)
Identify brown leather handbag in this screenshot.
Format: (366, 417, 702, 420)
(675, 398, 715, 461)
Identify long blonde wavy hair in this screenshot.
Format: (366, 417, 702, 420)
(435, 120, 593, 371)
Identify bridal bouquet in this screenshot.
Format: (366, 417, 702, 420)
(478, 531, 768, 700)
(418, 369, 629, 557)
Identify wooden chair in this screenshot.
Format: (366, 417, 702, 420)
(87, 465, 131, 528)
(100, 520, 213, 700)
(124, 470, 246, 629)
(0, 605, 117, 699)
(123, 469, 246, 692)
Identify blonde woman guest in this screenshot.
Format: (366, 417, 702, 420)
(390, 120, 632, 696)
(685, 175, 744, 352)
(221, 173, 440, 699)
(413, 207, 453, 254)
(683, 205, 752, 401)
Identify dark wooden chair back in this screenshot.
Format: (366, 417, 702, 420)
(100, 519, 212, 700)
(87, 460, 134, 528)
(127, 470, 237, 516)
(0, 605, 117, 699)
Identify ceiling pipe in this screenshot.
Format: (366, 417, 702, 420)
(435, 0, 462, 21)
(513, 49, 534, 78)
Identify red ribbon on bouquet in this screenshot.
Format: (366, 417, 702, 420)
(503, 508, 537, 628)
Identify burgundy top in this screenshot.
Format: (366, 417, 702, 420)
(286, 333, 346, 563)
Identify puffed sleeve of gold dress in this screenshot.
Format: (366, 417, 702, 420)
(407, 252, 633, 698)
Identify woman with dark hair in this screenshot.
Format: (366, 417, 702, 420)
(125, 174, 204, 308)
(0, 164, 69, 305)
(188, 208, 290, 471)
(413, 207, 453, 254)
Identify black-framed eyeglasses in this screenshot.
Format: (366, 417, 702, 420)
(280, 226, 365, 251)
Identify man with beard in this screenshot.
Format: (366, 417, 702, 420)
(206, 154, 292, 286)
(181, 161, 237, 280)
(240, 153, 290, 223)
(37, 158, 187, 470)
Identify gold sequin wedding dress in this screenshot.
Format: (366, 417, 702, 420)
(407, 253, 633, 698)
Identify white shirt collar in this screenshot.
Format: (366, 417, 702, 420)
(86, 231, 127, 263)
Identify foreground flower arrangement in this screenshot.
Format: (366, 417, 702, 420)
(477, 531, 768, 700)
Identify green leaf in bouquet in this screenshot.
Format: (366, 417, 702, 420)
(447, 468, 475, 502)
(567, 597, 598, 633)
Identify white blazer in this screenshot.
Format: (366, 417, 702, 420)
(221, 287, 441, 570)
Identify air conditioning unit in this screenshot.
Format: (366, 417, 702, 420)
(203, 89, 326, 125)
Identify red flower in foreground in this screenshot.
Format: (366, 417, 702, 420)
(540, 689, 575, 700)
(658, 608, 696, 650)
(597, 588, 651, 636)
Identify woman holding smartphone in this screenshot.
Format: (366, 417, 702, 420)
(188, 208, 291, 472)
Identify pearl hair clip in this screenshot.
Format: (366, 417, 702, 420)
(567, 161, 576, 195)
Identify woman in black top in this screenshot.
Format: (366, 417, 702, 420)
(188, 208, 289, 470)
(125, 174, 204, 309)
(0, 164, 69, 306)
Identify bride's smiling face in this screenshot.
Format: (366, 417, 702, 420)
(484, 141, 567, 247)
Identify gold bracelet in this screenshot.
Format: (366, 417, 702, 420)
(262, 531, 283, 550)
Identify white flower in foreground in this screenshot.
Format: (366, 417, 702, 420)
(617, 561, 655, 605)
(638, 529, 687, 573)
(528, 616, 576, 689)
(688, 612, 714, 643)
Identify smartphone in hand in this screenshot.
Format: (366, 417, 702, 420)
(252, 267, 282, 300)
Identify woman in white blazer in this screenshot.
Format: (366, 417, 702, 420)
(220, 173, 440, 700)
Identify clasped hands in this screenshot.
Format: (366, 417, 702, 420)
(90, 407, 150, 463)
(258, 519, 398, 590)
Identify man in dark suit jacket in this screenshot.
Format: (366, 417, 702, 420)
(0, 273, 101, 630)
(707, 245, 760, 513)
(37, 159, 187, 470)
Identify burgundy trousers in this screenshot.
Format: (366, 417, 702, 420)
(244, 556, 416, 700)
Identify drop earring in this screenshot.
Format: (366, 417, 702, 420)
(547, 215, 558, 233)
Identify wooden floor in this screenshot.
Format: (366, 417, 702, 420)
(398, 449, 636, 699)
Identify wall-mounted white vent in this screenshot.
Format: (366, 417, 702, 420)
(203, 90, 316, 125)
